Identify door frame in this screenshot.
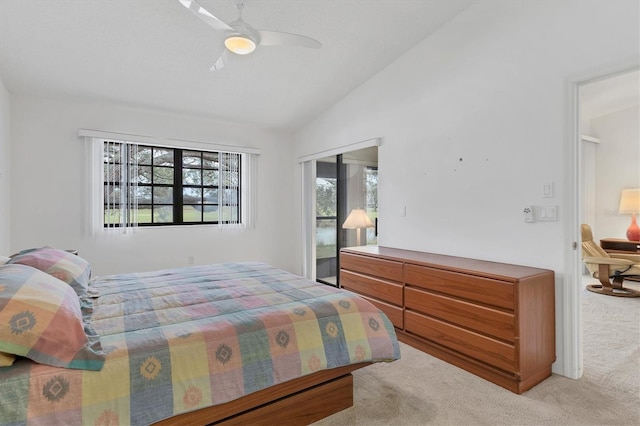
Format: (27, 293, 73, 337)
(564, 59, 639, 379)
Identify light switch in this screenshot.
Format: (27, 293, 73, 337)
(538, 205, 558, 222)
(543, 182, 554, 198)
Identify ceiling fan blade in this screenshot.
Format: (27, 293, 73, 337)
(210, 50, 228, 71)
(178, 0, 233, 33)
(257, 30, 321, 49)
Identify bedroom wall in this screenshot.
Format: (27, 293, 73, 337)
(291, 0, 640, 376)
(591, 106, 640, 239)
(9, 95, 296, 276)
(0, 77, 9, 254)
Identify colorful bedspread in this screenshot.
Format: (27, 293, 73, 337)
(0, 262, 400, 425)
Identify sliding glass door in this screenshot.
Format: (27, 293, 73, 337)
(314, 147, 378, 286)
(364, 165, 378, 245)
(315, 155, 344, 286)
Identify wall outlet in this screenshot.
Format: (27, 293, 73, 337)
(523, 206, 534, 223)
(188, 255, 195, 265)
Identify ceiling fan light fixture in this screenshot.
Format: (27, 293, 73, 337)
(225, 35, 256, 55)
(178, 0, 321, 70)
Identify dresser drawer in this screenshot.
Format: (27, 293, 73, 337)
(349, 292, 404, 329)
(405, 287, 515, 342)
(405, 310, 516, 372)
(405, 264, 514, 310)
(341, 270, 403, 306)
(341, 253, 402, 282)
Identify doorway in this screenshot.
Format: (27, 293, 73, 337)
(579, 69, 639, 237)
(571, 66, 639, 378)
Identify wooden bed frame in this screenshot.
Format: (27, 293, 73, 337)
(153, 362, 370, 425)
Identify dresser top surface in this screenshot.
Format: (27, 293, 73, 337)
(341, 246, 553, 281)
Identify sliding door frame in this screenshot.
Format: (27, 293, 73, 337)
(299, 138, 381, 281)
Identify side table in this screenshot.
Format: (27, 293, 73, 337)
(600, 238, 640, 254)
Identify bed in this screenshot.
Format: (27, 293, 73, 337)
(0, 247, 400, 425)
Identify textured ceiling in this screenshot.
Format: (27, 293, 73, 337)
(0, 0, 476, 131)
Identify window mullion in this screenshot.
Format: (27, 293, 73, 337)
(174, 148, 183, 223)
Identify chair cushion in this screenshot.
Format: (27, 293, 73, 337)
(582, 240, 610, 259)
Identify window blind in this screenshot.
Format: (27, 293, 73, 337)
(103, 141, 139, 232)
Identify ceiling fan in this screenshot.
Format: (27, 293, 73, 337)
(178, 0, 322, 71)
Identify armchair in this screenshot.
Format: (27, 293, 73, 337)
(581, 224, 640, 297)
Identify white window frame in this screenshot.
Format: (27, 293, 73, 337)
(80, 129, 259, 234)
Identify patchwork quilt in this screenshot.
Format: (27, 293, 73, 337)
(0, 262, 400, 425)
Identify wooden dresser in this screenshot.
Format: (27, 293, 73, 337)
(340, 246, 555, 394)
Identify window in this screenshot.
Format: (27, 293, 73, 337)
(103, 142, 242, 228)
(364, 165, 378, 245)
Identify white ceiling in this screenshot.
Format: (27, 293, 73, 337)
(0, 0, 476, 131)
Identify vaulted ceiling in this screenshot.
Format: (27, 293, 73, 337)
(0, 0, 476, 131)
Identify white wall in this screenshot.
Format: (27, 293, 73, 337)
(580, 138, 598, 233)
(0, 77, 9, 254)
(10, 95, 296, 276)
(292, 0, 640, 377)
(591, 106, 640, 239)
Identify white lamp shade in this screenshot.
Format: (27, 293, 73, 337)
(619, 188, 640, 214)
(342, 209, 374, 229)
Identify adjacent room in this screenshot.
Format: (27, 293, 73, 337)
(0, 0, 638, 424)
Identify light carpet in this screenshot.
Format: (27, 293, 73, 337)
(313, 279, 640, 425)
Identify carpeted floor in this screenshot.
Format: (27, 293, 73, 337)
(313, 278, 640, 425)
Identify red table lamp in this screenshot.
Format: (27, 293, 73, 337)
(619, 188, 640, 241)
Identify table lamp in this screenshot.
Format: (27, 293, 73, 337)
(618, 188, 640, 241)
(342, 209, 374, 246)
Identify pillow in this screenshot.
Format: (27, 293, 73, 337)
(0, 256, 10, 265)
(8, 247, 91, 297)
(0, 263, 104, 370)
